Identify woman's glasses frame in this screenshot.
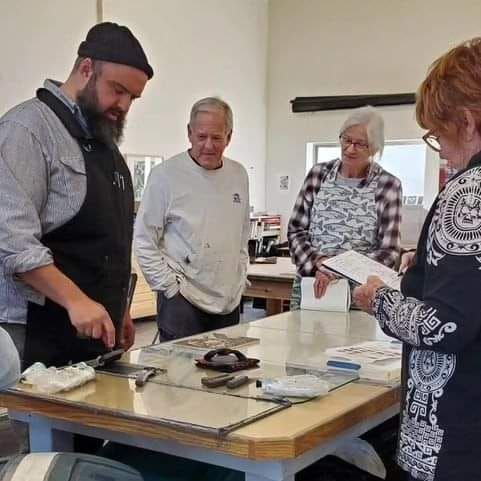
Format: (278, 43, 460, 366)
(339, 135, 369, 150)
(422, 132, 441, 152)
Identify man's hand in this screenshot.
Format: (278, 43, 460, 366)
(353, 275, 386, 314)
(313, 269, 338, 298)
(19, 264, 117, 348)
(67, 297, 116, 349)
(120, 312, 136, 351)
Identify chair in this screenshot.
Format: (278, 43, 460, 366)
(269, 241, 290, 257)
(0, 452, 143, 481)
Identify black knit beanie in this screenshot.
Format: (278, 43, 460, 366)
(78, 22, 154, 79)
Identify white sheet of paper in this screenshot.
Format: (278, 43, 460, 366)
(322, 250, 401, 289)
(326, 340, 402, 364)
(325, 341, 402, 383)
(300, 277, 351, 312)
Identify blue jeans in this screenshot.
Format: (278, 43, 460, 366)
(156, 292, 239, 341)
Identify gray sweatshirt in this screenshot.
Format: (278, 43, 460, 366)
(0, 81, 90, 325)
(134, 151, 250, 314)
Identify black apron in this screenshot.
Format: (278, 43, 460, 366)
(23, 88, 134, 368)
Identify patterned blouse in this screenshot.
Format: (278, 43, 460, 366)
(373, 152, 481, 481)
(288, 159, 402, 275)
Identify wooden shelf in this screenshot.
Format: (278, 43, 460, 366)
(250, 214, 281, 256)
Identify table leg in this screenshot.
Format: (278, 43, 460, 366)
(266, 299, 283, 316)
(29, 416, 73, 452)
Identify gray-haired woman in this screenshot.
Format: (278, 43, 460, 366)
(288, 106, 402, 309)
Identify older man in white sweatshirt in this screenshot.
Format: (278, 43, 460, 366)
(134, 97, 250, 341)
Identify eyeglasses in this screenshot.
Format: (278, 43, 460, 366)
(422, 132, 441, 152)
(339, 135, 369, 150)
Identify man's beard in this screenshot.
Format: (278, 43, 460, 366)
(77, 77, 126, 148)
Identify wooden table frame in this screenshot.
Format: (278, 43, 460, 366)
(0, 311, 401, 481)
(6, 400, 398, 481)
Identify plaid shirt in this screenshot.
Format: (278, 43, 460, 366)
(288, 159, 402, 276)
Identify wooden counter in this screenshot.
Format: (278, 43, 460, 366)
(131, 257, 296, 319)
(245, 257, 296, 315)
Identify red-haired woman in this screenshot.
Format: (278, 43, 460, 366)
(354, 38, 481, 481)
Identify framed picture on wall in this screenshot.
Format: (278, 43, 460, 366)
(124, 154, 164, 202)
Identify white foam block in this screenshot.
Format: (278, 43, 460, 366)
(300, 277, 351, 312)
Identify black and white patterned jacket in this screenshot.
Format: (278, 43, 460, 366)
(373, 151, 481, 481)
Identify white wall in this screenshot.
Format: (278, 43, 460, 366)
(0, 0, 97, 115)
(266, 0, 481, 239)
(4, 0, 480, 227)
(0, 0, 268, 212)
(103, 0, 269, 211)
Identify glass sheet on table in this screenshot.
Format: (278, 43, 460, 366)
(120, 345, 358, 404)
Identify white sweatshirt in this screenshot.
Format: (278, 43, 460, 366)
(134, 151, 250, 314)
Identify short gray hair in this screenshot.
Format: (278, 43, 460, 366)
(189, 97, 233, 134)
(339, 106, 385, 156)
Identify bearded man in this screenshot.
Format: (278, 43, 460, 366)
(0, 22, 153, 368)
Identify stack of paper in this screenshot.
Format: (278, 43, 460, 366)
(173, 333, 259, 351)
(300, 277, 351, 312)
(325, 341, 402, 383)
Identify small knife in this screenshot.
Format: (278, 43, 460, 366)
(135, 367, 161, 387)
(84, 348, 125, 369)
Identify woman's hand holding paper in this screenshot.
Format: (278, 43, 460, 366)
(353, 275, 386, 314)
